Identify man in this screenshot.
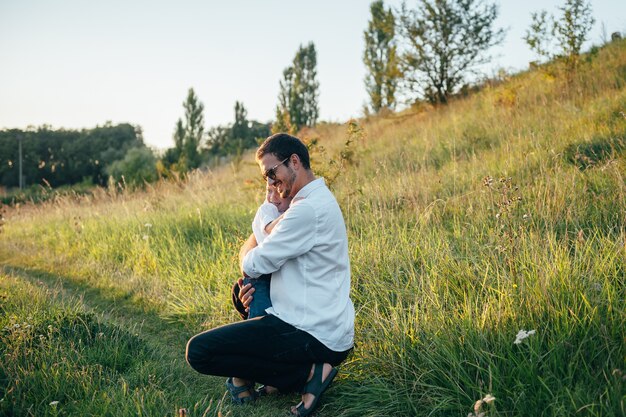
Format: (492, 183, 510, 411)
(186, 133, 354, 416)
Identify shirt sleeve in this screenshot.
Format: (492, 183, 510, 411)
(243, 201, 316, 278)
(251, 202, 280, 243)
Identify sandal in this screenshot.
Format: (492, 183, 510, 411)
(225, 377, 256, 405)
(290, 364, 338, 416)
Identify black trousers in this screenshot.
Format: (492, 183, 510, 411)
(186, 314, 350, 392)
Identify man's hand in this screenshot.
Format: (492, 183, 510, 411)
(237, 277, 255, 311)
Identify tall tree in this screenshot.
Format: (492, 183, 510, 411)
(364, 0, 401, 113)
(181, 88, 204, 170)
(161, 119, 185, 172)
(231, 101, 250, 146)
(206, 101, 271, 157)
(524, 0, 595, 70)
(173, 118, 185, 156)
(398, 0, 505, 104)
(276, 42, 319, 131)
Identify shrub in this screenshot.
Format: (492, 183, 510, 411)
(106, 147, 158, 187)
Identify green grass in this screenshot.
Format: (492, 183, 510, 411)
(0, 270, 213, 416)
(1, 40, 625, 416)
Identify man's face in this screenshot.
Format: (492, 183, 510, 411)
(259, 153, 296, 199)
(266, 185, 291, 213)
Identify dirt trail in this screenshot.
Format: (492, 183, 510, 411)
(2, 263, 187, 355)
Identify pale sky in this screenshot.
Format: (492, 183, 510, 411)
(1, 1, 625, 150)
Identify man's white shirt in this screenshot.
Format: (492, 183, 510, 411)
(242, 178, 355, 352)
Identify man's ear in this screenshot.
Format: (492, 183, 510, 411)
(290, 153, 301, 171)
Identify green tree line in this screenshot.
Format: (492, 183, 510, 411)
(0, 123, 144, 189)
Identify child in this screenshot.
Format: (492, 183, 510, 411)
(243, 184, 291, 318)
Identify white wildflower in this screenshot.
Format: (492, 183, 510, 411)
(144, 223, 152, 228)
(482, 394, 495, 403)
(470, 393, 495, 417)
(142, 235, 149, 240)
(49, 401, 59, 406)
(514, 329, 536, 344)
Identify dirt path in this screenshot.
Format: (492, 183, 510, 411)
(2, 263, 188, 360)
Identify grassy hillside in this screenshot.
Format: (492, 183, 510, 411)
(1, 40, 625, 416)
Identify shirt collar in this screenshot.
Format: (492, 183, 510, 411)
(293, 177, 325, 200)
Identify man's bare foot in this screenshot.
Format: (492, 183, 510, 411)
(231, 377, 254, 400)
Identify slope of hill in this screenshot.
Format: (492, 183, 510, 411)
(1, 40, 624, 416)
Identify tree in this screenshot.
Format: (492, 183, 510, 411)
(271, 105, 294, 135)
(276, 42, 319, 131)
(0, 124, 143, 188)
(161, 89, 205, 174)
(106, 147, 158, 187)
(398, 0, 505, 104)
(364, 0, 401, 113)
(231, 101, 250, 148)
(206, 102, 271, 157)
(181, 88, 205, 170)
(173, 118, 185, 157)
(161, 118, 185, 172)
(524, 0, 595, 70)
(163, 88, 205, 173)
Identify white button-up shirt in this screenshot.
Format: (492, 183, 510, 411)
(242, 178, 354, 352)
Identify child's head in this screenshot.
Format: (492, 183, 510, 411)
(266, 184, 291, 213)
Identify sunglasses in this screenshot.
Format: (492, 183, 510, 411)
(263, 157, 290, 181)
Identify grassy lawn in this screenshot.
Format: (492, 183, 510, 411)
(1, 41, 625, 416)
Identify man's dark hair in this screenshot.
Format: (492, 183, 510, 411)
(256, 133, 311, 170)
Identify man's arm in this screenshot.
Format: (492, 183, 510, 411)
(239, 233, 257, 275)
(242, 202, 316, 278)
